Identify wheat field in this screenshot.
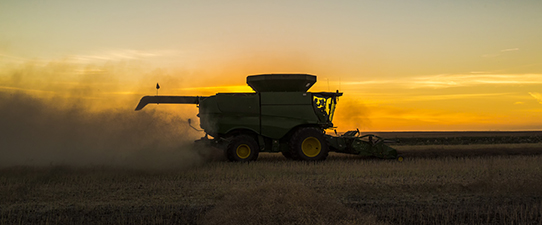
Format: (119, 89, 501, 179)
(2, 143, 542, 224)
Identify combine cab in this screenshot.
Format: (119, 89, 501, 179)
(135, 74, 400, 161)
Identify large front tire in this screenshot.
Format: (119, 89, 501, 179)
(289, 127, 329, 161)
(226, 135, 259, 162)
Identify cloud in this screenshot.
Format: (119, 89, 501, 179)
(0, 49, 178, 66)
(340, 80, 394, 86)
(529, 92, 542, 104)
(410, 74, 542, 88)
(335, 74, 542, 90)
(67, 49, 177, 64)
(406, 93, 512, 101)
(501, 48, 519, 52)
(470, 71, 495, 74)
(0, 53, 29, 64)
(481, 47, 518, 58)
(0, 85, 56, 94)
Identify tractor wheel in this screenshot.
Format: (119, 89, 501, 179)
(226, 135, 259, 162)
(289, 127, 329, 161)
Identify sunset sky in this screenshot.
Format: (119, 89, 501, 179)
(1, 0, 542, 131)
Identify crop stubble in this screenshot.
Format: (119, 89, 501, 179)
(1, 138, 542, 224)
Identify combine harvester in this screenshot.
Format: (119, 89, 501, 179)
(135, 74, 401, 162)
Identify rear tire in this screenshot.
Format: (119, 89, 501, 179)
(226, 135, 259, 162)
(289, 127, 329, 161)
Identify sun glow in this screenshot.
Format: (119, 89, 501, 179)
(2, 55, 542, 131)
(2, 0, 542, 132)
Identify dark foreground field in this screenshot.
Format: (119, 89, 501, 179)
(2, 134, 542, 224)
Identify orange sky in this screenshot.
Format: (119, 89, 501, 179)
(1, 1, 542, 131)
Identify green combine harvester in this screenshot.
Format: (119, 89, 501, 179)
(135, 74, 400, 162)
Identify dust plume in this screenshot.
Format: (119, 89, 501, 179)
(0, 92, 215, 169)
(0, 60, 217, 169)
(333, 98, 372, 131)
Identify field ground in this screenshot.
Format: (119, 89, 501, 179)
(2, 133, 542, 224)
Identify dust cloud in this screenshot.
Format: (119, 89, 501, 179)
(0, 92, 216, 169)
(333, 98, 372, 131)
(0, 61, 217, 169)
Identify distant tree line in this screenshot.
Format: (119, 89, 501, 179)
(392, 135, 542, 145)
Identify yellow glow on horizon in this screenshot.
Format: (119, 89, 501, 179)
(2, 74, 542, 131)
(1, 53, 542, 131)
